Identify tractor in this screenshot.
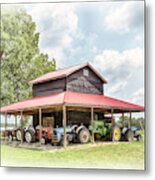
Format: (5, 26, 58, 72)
(52, 124, 90, 145)
(24, 125, 53, 144)
(121, 126, 142, 142)
(91, 120, 122, 142)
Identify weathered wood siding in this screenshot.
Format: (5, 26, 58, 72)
(32, 78, 66, 96)
(32, 66, 104, 96)
(66, 67, 104, 95)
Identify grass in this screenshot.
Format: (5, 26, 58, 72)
(1, 132, 145, 170)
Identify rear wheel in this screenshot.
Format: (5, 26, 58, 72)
(113, 126, 121, 141)
(137, 134, 142, 142)
(79, 128, 90, 144)
(125, 129, 134, 142)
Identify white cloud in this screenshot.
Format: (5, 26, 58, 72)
(92, 47, 144, 100)
(93, 47, 144, 72)
(134, 34, 143, 42)
(132, 88, 144, 105)
(104, 1, 144, 32)
(107, 81, 127, 95)
(27, 3, 78, 66)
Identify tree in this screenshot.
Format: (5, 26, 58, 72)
(1, 6, 56, 106)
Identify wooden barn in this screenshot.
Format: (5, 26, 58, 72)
(0, 63, 144, 147)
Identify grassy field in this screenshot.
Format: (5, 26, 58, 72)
(1, 135, 145, 170)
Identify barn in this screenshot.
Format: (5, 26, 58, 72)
(0, 63, 144, 147)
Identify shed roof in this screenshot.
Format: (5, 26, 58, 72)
(30, 63, 107, 84)
(0, 91, 144, 114)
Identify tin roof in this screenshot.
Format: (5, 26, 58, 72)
(0, 91, 144, 114)
(30, 63, 107, 84)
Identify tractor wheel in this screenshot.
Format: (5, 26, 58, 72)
(137, 134, 142, 142)
(40, 137, 46, 145)
(16, 129, 22, 141)
(95, 133, 102, 140)
(113, 126, 121, 142)
(78, 128, 90, 144)
(25, 129, 35, 143)
(125, 129, 134, 142)
(8, 134, 13, 142)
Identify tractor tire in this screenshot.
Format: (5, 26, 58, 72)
(8, 134, 13, 142)
(113, 126, 121, 142)
(78, 128, 90, 144)
(125, 129, 134, 142)
(137, 134, 142, 142)
(25, 129, 35, 143)
(95, 133, 102, 140)
(16, 129, 23, 141)
(40, 137, 46, 145)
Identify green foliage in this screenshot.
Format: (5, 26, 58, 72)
(1, 6, 56, 106)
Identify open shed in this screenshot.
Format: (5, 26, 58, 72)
(0, 63, 144, 147)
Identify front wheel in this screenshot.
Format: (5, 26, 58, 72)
(137, 134, 142, 142)
(8, 134, 13, 142)
(113, 126, 121, 141)
(40, 137, 46, 145)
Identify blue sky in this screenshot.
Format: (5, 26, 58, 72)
(1, 1, 144, 120)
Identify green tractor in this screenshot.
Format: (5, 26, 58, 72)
(92, 120, 121, 142)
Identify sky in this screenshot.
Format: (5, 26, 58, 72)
(1, 1, 145, 120)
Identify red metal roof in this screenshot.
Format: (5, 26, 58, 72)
(0, 92, 144, 113)
(30, 63, 107, 84)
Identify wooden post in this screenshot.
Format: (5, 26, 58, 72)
(15, 115, 17, 128)
(4, 112, 7, 142)
(20, 111, 23, 144)
(129, 112, 132, 129)
(63, 105, 67, 148)
(111, 109, 114, 142)
(122, 112, 124, 128)
(39, 108, 42, 145)
(91, 107, 94, 143)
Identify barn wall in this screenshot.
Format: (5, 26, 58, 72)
(32, 66, 104, 96)
(66, 67, 104, 95)
(32, 78, 66, 96)
(33, 111, 63, 128)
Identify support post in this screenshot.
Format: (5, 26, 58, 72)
(91, 107, 94, 143)
(63, 105, 67, 148)
(20, 111, 23, 144)
(122, 112, 124, 128)
(4, 112, 7, 142)
(129, 112, 132, 129)
(15, 115, 17, 128)
(111, 108, 114, 142)
(39, 108, 42, 145)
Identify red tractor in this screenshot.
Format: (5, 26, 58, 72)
(24, 125, 53, 144)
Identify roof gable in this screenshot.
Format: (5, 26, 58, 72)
(30, 63, 107, 84)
